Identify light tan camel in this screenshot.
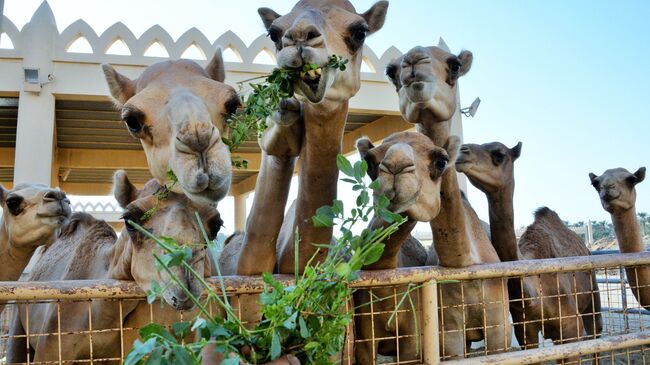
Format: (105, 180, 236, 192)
(102, 49, 239, 205)
(386, 44, 512, 358)
(6, 171, 220, 363)
(353, 131, 459, 363)
(0, 184, 71, 313)
(590, 167, 649, 309)
(456, 142, 602, 356)
(237, 0, 389, 275)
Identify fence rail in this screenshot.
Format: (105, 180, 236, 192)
(2, 252, 650, 364)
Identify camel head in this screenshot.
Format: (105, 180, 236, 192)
(456, 141, 522, 194)
(102, 49, 239, 206)
(356, 132, 460, 222)
(0, 184, 71, 250)
(113, 171, 222, 311)
(258, 0, 388, 103)
(589, 167, 646, 214)
(386, 44, 473, 123)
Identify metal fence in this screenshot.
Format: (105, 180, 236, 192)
(2, 252, 650, 364)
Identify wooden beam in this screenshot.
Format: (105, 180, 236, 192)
(57, 148, 261, 172)
(229, 173, 258, 196)
(0, 147, 14, 167)
(341, 115, 414, 155)
(59, 182, 144, 196)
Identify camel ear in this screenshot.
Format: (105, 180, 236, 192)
(360, 1, 389, 35)
(258, 7, 282, 30)
(206, 48, 226, 83)
(588, 173, 600, 189)
(632, 167, 646, 185)
(356, 137, 374, 159)
(444, 136, 461, 165)
(0, 184, 5, 204)
(101, 64, 135, 106)
(510, 142, 522, 160)
(457, 50, 473, 77)
(385, 58, 400, 90)
(113, 170, 138, 209)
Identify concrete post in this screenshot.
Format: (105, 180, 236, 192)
(234, 193, 249, 231)
(422, 280, 440, 364)
(587, 220, 594, 247)
(13, 2, 57, 186)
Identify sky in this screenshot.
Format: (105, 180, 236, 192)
(3, 0, 650, 233)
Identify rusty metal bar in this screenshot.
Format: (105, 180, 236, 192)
(1, 252, 649, 299)
(422, 280, 439, 365)
(442, 330, 650, 365)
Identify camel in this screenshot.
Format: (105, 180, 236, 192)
(456, 142, 602, 355)
(6, 171, 220, 363)
(353, 131, 460, 363)
(102, 48, 239, 205)
(590, 167, 649, 309)
(236, 0, 389, 276)
(385, 44, 512, 358)
(0, 184, 71, 313)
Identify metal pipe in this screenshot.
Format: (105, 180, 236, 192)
(442, 331, 650, 365)
(422, 280, 439, 365)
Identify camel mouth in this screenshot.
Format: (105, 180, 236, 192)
(181, 177, 231, 206)
(37, 210, 71, 226)
(294, 66, 331, 103)
(388, 193, 419, 215)
(405, 81, 435, 104)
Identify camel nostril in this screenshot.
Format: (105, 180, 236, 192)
(43, 190, 65, 202)
(385, 189, 396, 200)
(412, 82, 424, 91)
(195, 172, 209, 191)
(460, 146, 470, 153)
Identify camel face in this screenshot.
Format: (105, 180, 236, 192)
(258, 0, 388, 103)
(357, 132, 459, 222)
(386, 46, 472, 122)
(102, 51, 239, 205)
(0, 184, 71, 249)
(456, 142, 522, 193)
(114, 172, 221, 311)
(589, 167, 646, 213)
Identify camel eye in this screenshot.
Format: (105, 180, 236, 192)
(435, 158, 448, 171)
(491, 150, 506, 165)
(121, 109, 144, 134)
(5, 196, 23, 215)
(122, 212, 141, 233)
(268, 26, 282, 44)
(352, 29, 367, 43)
(208, 216, 224, 240)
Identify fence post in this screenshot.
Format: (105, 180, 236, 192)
(422, 279, 440, 364)
(587, 220, 594, 246)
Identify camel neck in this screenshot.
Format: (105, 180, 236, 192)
(418, 118, 473, 267)
(0, 220, 39, 281)
(612, 208, 644, 253)
(282, 100, 350, 272)
(365, 217, 417, 270)
(108, 234, 133, 280)
(486, 187, 520, 262)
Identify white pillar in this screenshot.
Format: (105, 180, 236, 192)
(13, 2, 57, 186)
(234, 193, 249, 231)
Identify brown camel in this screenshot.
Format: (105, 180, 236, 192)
(353, 131, 459, 363)
(0, 184, 71, 313)
(456, 142, 602, 356)
(237, 0, 389, 276)
(590, 167, 649, 309)
(386, 44, 512, 358)
(6, 171, 220, 363)
(102, 48, 239, 205)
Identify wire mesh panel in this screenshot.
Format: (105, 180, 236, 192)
(0, 253, 650, 364)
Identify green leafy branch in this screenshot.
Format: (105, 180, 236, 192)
(125, 154, 407, 365)
(141, 169, 179, 221)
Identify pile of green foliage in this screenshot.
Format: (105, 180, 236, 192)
(124, 155, 407, 365)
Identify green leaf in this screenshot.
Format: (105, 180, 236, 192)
(283, 311, 298, 330)
(299, 316, 311, 338)
(142, 347, 163, 365)
(124, 338, 156, 365)
(369, 179, 380, 190)
(191, 317, 207, 332)
(378, 195, 390, 209)
(356, 190, 369, 207)
(172, 321, 191, 338)
(171, 345, 194, 365)
(335, 262, 351, 278)
(312, 206, 335, 228)
(379, 209, 403, 224)
(139, 323, 177, 344)
(221, 356, 240, 365)
(363, 243, 385, 266)
(336, 154, 354, 177)
(271, 331, 282, 360)
(332, 199, 344, 215)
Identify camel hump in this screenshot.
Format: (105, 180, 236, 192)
(533, 206, 559, 221)
(58, 212, 114, 240)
